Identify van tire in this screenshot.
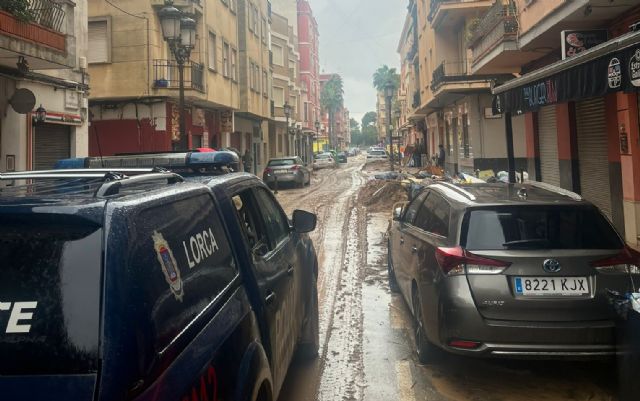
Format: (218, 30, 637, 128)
(297, 279, 319, 360)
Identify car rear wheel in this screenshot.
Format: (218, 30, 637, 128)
(412, 289, 437, 364)
(387, 240, 399, 293)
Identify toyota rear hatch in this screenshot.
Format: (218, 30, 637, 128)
(0, 213, 103, 400)
(453, 205, 637, 322)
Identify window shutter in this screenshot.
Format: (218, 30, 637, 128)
(88, 21, 109, 63)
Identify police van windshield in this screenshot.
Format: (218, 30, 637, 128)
(0, 217, 102, 375)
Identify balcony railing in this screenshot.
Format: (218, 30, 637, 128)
(430, 60, 469, 91)
(153, 60, 205, 92)
(27, 0, 66, 32)
(412, 91, 421, 109)
(468, 1, 517, 49)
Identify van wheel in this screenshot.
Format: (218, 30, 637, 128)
(412, 289, 436, 364)
(387, 241, 399, 293)
(297, 280, 319, 360)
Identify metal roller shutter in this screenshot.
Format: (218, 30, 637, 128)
(537, 106, 560, 187)
(576, 98, 611, 219)
(33, 124, 71, 170)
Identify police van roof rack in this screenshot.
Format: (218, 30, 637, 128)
(0, 169, 184, 198)
(0, 167, 163, 178)
(95, 172, 184, 197)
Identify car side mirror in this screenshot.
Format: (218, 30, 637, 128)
(392, 201, 408, 221)
(292, 209, 317, 233)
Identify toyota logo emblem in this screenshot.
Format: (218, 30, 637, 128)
(543, 259, 562, 273)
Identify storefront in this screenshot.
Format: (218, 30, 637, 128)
(493, 30, 640, 246)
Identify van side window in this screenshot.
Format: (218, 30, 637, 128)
(253, 188, 290, 249)
(130, 194, 238, 354)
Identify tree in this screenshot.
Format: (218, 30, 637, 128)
(320, 74, 344, 149)
(372, 65, 400, 93)
(1, 0, 35, 21)
(349, 118, 359, 130)
(361, 111, 377, 128)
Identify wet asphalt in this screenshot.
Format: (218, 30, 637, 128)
(274, 157, 619, 401)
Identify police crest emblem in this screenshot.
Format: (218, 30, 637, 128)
(152, 230, 184, 302)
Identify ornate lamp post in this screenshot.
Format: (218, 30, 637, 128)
(283, 101, 292, 155)
(384, 83, 395, 171)
(314, 120, 320, 154)
(158, 0, 196, 151)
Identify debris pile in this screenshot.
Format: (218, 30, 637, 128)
(359, 180, 408, 213)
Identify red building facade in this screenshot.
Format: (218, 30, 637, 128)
(297, 0, 320, 132)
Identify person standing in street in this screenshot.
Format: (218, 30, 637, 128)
(243, 149, 253, 174)
(437, 144, 446, 167)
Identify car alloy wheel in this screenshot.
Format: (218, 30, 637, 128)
(412, 290, 435, 364)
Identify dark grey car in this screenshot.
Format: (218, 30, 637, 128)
(388, 182, 640, 362)
(262, 156, 311, 188)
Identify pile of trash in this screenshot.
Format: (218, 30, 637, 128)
(359, 180, 408, 213)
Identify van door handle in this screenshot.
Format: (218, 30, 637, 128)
(412, 246, 418, 253)
(287, 265, 294, 276)
(265, 291, 276, 305)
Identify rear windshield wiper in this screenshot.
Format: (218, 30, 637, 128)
(502, 239, 551, 248)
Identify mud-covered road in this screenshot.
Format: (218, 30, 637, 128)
(275, 156, 619, 401)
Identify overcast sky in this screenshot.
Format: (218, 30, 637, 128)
(309, 0, 406, 125)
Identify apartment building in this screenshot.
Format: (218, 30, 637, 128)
(297, 0, 321, 136)
(87, 0, 240, 156)
(1, 0, 89, 172)
(236, 0, 272, 173)
(269, 11, 305, 160)
(376, 91, 387, 141)
(411, 0, 526, 175)
(474, 0, 640, 246)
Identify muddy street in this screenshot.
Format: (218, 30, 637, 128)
(275, 156, 619, 401)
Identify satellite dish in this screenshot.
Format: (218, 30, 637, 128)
(9, 88, 36, 114)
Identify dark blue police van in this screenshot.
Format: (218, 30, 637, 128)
(0, 150, 319, 401)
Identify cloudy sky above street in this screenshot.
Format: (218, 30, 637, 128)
(308, 0, 406, 125)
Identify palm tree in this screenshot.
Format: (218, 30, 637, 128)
(320, 74, 344, 149)
(372, 65, 400, 93)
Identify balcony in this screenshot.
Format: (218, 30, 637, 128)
(153, 60, 205, 92)
(430, 61, 469, 92)
(468, 1, 520, 74)
(428, 0, 493, 30)
(412, 91, 421, 109)
(0, 0, 74, 69)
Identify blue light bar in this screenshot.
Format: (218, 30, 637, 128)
(187, 151, 239, 166)
(54, 158, 87, 169)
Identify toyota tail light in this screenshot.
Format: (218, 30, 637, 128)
(435, 246, 511, 276)
(591, 246, 640, 275)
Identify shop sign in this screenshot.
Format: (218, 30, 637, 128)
(522, 79, 558, 109)
(45, 111, 82, 125)
(64, 89, 79, 110)
(629, 49, 640, 87)
(608, 57, 622, 89)
(220, 110, 234, 133)
(561, 30, 608, 59)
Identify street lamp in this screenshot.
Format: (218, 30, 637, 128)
(33, 104, 47, 125)
(384, 82, 395, 171)
(158, 0, 196, 151)
(314, 120, 320, 154)
(283, 101, 292, 155)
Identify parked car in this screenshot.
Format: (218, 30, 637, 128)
(337, 152, 348, 164)
(313, 152, 337, 169)
(366, 149, 388, 163)
(1, 152, 319, 401)
(388, 181, 639, 363)
(263, 156, 311, 188)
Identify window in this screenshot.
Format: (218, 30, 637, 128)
(208, 31, 217, 71)
(229, 0, 236, 13)
(289, 59, 296, 79)
(231, 48, 237, 81)
(273, 87, 285, 107)
(404, 191, 428, 224)
(414, 192, 450, 236)
(463, 206, 622, 251)
(289, 96, 297, 115)
(223, 41, 230, 78)
(88, 19, 110, 63)
(263, 69, 268, 95)
(249, 62, 255, 90)
(253, 188, 290, 249)
(261, 17, 267, 44)
(252, 6, 259, 35)
(255, 64, 261, 92)
(248, 2, 254, 32)
(272, 44, 284, 66)
(304, 102, 309, 122)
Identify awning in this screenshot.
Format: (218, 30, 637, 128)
(492, 30, 640, 114)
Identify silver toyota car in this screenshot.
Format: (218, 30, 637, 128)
(388, 181, 640, 362)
